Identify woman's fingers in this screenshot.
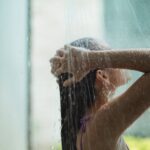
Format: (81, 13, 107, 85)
(63, 72, 85, 87)
(63, 77, 75, 87)
(50, 56, 62, 64)
(50, 56, 63, 75)
(56, 49, 65, 57)
(54, 67, 65, 76)
(50, 45, 90, 80)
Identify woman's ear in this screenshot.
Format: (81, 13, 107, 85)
(95, 69, 116, 93)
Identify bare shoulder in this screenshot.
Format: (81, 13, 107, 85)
(76, 73, 150, 150)
(92, 73, 150, 139)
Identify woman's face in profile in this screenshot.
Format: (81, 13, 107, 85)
(94, 68, 130, 94)
(107, 69, 130, 86)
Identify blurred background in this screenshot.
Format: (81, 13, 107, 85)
(0, 0, 150, 150)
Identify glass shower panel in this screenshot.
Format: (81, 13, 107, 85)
(0, 0, 29, 150)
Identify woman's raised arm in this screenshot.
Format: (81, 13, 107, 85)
(93, 72, 150, 139)
(88, 48, 150, 73)
(50, 46, 150, 86)
(84, 48, 150, 139)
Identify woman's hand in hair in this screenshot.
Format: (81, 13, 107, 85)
(50, 45, 91, 86)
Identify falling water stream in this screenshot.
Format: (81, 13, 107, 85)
(51, 0, 150, 149)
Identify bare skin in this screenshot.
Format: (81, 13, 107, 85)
(50, 45, 150, 150)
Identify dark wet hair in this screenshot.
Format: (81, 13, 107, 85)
(58, 38, 110, 150)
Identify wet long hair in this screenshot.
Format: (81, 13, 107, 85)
(58, 38, 110, 150)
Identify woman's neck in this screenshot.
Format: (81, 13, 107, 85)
(86, 94, 108, 116)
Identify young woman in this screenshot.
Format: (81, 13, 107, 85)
(50, 38, 150, 150)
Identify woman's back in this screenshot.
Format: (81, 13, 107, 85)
(76, 114, 129, 150)
(77, 133, 129, 150)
